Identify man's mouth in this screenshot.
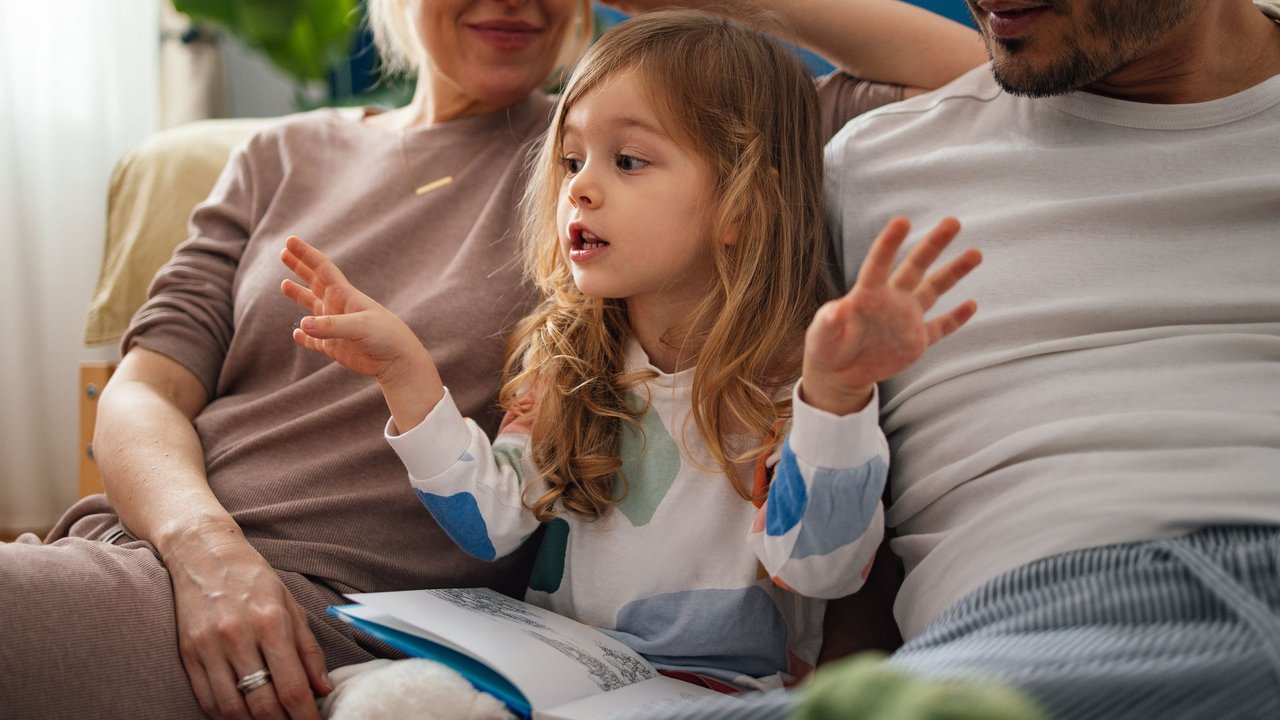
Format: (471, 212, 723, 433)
(975, 1, 1053, 37)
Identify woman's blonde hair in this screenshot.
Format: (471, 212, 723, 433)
(366, 0, 594, 78)
(508, 10, 834, 521)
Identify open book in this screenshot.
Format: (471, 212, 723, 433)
(330, 588, 733, 720)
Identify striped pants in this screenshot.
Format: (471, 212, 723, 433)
(608, 525, 1280, 720)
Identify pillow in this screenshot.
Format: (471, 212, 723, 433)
(83, 117, 269, 346)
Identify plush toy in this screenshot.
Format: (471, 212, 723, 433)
(321, 658, 514, 720)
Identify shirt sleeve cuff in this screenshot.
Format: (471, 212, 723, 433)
(789, 381, 885, 469)
(384, 387, 472, 480)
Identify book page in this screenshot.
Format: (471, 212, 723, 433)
(538, 675, 735, 720)
(345, 588, 659, 712)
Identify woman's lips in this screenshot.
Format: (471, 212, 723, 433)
(467, 20, 543, 51)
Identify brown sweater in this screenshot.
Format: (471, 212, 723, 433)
(123, 95, 555, 598)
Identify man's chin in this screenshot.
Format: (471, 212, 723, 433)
(988, 49, 1102, 98)
(991, 64, 1077, 97)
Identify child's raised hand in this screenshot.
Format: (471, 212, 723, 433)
(280, 236, 444, 430)
(802, 217, 981, 415)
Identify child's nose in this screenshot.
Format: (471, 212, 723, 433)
(566, 168, 598, 208)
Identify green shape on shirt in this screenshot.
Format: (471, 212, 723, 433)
(614, 394, 681, 527)
(529, 518, 570, 594)
(492, 442, 525, 478)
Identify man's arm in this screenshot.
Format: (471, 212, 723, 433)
(600, 0, 987, 91)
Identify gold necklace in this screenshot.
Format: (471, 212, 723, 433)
(397, 128, 482, 196)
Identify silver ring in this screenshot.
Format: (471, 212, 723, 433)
(236, 668, 272, 695)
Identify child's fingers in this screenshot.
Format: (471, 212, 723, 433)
(854, 217, 911, 290)
(295, 312, 367, 342)
(290, 327, 323, 354)
(280, 279, 321, 315)
(914, 248, 982, 312)
(925, 300, 978, 345)
(280, 237, 319, 286)
(892, 217, 961, 291)
(285, 235, 352, 292)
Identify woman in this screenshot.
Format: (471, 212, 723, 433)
(0, 1, 981, 719)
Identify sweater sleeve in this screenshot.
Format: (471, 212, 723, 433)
(121, 134, 263, 397)
(815, 72, 906, 146)
(748, 383, 888, 599)
(385, 388, 541, 562)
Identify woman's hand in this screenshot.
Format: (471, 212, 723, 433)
(802, 217, 981, 415)
(95, 349, 328, 717)
(280, 235, 444, 433)
(169, 520, 330, 720)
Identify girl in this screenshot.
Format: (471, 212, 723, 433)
(281, 11, 980, 691)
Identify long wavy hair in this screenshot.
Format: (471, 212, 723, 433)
(506, 10, 834, 521)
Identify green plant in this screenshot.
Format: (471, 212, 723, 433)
(174, 0, 360, 86)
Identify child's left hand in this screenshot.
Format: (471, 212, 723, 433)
(802, 216, 981, 415)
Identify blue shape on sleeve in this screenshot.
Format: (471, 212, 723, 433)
(414, 489, 497, 561)
(789, 456, 887, 560)
(766, 440, 808, 536)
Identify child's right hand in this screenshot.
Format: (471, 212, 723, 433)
(280, 235, 444, 432)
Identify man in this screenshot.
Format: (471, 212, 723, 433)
(604, 0, 1280, 718)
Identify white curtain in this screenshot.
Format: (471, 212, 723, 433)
(0, 1, 160, 533)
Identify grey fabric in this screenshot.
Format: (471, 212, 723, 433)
(609, 526, 1280, 720)
(889, 525, 1280, 720)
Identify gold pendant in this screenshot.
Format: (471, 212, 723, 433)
(414, 176, 454, 195)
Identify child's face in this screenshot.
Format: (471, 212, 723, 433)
(555, 69, 720, 320)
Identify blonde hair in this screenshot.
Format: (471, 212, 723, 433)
(507, 10, 833, 521)
(366, 0, 594, 78)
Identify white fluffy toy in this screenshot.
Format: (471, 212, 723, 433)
(321, 658, 515, 720)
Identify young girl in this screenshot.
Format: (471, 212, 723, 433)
(281, 11, 980, 692)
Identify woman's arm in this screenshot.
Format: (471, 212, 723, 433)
(95, 348, 330, 720)
(600, 0, 987, 91)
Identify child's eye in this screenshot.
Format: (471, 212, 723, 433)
(561, 156, 583, 175)
(616, 154, 648, 172)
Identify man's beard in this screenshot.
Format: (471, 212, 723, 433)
(989, 35, 1115, 96)
(974, 0, 1194, 97)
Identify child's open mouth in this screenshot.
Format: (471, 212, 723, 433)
(569, 224, 610, 261)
